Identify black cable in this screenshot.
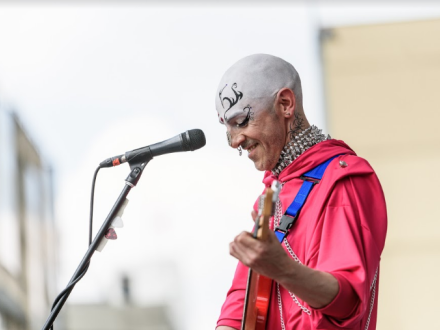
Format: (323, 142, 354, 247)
(49, 165, 102, 330)
(89, 166, 101, 246)
(50, 262, 90, 310)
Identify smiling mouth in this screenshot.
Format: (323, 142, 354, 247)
(247, 144, 258, 153)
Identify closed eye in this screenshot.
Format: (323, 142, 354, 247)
(236, 111, 251, 128)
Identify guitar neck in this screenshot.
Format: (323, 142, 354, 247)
(254, 188, 274, 241)
(242, 181, 280, 330)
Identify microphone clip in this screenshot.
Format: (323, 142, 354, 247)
(125, 146, 153, 170)
(125, 161, 148, 187)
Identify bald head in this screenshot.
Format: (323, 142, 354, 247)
(215, 54, 303, 124)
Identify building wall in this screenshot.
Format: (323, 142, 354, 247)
(321, 18, 440, 330)
(0, 104, 57, 330)
(66, 304, 172, 330)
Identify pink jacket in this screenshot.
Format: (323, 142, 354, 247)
(217, 140, 387, 330)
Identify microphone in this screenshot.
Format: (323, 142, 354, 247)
(99, 129, 206, 168)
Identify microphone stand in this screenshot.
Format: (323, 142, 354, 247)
(41, 159, 149, 330)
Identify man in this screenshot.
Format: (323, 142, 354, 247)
(215, 54, 387, 330)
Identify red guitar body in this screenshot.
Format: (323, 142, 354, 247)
(242, 271, 273, 330)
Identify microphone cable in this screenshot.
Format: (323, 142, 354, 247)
(48, 165, 102, 330)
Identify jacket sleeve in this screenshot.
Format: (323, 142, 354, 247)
(217, 198, 262, 329)
(308, 173, 387, 328)
(216, 261, 248, 329)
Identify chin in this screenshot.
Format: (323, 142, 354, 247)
(253, 160, 273, 172)
(251, 153, 278, 172)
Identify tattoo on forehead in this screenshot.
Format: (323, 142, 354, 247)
(219, 82, 243, 120)
(288, 112, 305, 141)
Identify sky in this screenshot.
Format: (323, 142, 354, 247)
(1, 2, 440, 330)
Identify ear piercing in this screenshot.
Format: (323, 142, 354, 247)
(238, 146, 242, 156)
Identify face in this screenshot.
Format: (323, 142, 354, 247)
(216, 81, 287, 171)
(223, 102, 287, 171)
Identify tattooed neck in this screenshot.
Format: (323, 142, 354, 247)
(288, 112, 305, 141)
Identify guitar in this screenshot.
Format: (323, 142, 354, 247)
(241, 181, 280, 330)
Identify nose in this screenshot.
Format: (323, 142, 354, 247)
(229, 129, 245, 149)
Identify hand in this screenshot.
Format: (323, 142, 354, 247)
(230, 211, 339, 309)
(229, 228, 339, 309)
(229, 228, 292, 282)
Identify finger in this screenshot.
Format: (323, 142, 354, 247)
(229, 240, 257, 267)
(266, 229, 280, 244)
(229, 237, 252, 262)
(229, 232, 257, 262)
(233, 231, 259, 250)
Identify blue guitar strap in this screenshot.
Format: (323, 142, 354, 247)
(274, 155, 340, 243)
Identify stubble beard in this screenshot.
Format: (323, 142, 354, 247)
(252, 135, 285, 172)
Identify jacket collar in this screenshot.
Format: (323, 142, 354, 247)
(262, 139, 356, 187)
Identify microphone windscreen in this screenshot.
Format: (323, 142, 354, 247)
(184, 129, 206, 151)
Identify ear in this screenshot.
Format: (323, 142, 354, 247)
(276, 88, 296, 118)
